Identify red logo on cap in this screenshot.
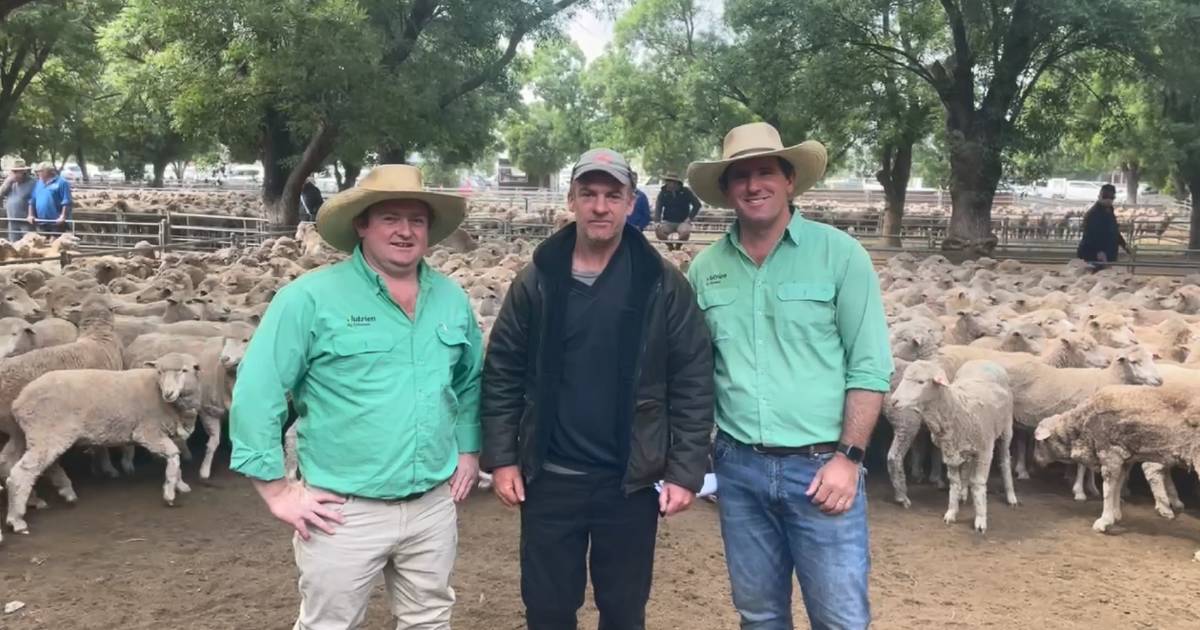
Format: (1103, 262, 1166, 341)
(595, 153, 613, 164)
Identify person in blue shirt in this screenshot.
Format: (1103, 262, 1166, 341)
(626, 171, 651, 231)
(28, 162, 72, 236)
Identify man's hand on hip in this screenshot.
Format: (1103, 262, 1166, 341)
(491, 465, 525, 507)
(805, 454, 860, 515)
(658, 482, 695, 517)
(449, 453, 480, 503)
(251, 478, 345, 540)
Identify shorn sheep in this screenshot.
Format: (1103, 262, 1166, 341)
(890, 359, 1018, 533)
(5, 352, 203, 536)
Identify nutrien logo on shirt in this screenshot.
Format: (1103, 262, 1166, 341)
(347, 315, 376, 328)
(704, 272, 727, 287)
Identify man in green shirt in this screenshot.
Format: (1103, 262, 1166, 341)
(229, 164, 483, 630)
(686, 122, 893, 630)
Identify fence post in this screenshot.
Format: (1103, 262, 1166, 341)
(159, 218, 171, 248)
(59, 249, 70, 269)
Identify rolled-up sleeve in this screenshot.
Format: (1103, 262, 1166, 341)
(453, 303, 484, 453)
(229, 284, 314, 481)
(836, 242, 893, 392)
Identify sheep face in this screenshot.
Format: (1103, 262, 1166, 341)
(0, 318, 35, 358)
(999, 324, 1046, 355)
(889, 360, 948, 410)
(1113, 346, 1163, 386)
(0, 284, 43, 321)
(1033, 414, 1073, 466)
(1056, 334, 1111, 368)
(1087, 314, 1136, 348)
(890, 320, 941, 362)
(147, 353, 203, 408)
(219, 334, 250, 370)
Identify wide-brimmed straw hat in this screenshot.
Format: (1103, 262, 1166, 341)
(34, 161, 55, 173)
(7, 158, 30, 171)
(661, 172, 683, 183)
(686, 122, 827, 209)
(316, 164, 467, 253)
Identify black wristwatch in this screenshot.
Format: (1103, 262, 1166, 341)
(836, 442, 865, 464)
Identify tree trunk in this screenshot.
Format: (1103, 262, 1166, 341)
(1189, 175, 1200, 253)
(151, 159, 168, 188)
(266, 121, 337, 227)
(876, 142, 913, 248)
(942, 129, 1002, 258)
(341, 161, 361, 191)
(379, 147, 406, 164)
(75, 143, 89, 183)
(260, 107, 296, 225)
(1124, 162, 1140, 205)
(172, 160, 188, 182)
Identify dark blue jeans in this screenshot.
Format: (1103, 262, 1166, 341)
(714, 433, 871, 630)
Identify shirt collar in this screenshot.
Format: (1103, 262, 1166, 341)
(727, 207, 804, 251)
(350, 244, 429, 294)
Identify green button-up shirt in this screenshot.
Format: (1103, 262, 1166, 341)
(229, 246, 483, 499)
(687, 211, 893, 448)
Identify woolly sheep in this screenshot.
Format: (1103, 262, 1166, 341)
(1033, 382, 1200, 555)
(936, 344, 1161, 482)
(5, 352, 203, 535)
(890, 360, 1017, 533)
(124, 327, 252, 479)
(0, 295, 124, 509)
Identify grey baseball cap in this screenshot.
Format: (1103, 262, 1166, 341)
(571, 148, 633, 186)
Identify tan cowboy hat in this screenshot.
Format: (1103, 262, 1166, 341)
(7, 158, 30, 171)
(34, 161, 55, 173)
(316, 164, 467, 253)
(661, 172, 683, 183)
(686, 122, 827, 209)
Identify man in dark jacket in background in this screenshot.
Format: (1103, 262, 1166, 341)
(1077, 183, 1131, 270)
(481, 148, 714, 630)
(654, 172, 702, 250)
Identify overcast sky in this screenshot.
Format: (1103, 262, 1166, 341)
(567, 8, 615, 62)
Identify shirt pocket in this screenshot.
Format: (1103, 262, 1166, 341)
(330, 332, 397, 388)
(697, 287, 737, 343)
(775, 282, 837, 340)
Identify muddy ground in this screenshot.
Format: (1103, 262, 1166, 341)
(0, 456, 1199, 630)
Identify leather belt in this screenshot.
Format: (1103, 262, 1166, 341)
(748, 441, 838, 456)
(348, 489, 428, 504)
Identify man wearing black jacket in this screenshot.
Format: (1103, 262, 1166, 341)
(481, 148, 714, 630)
(654, 173, 702, 251)
(1077, 183, 1131, 270)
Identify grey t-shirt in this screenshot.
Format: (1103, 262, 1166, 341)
(2, 178, 35, 217)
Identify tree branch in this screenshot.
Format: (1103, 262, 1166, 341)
(385, 0, 440, 69)
(438, 0, 582, 109)
(0, 0, 37, 23)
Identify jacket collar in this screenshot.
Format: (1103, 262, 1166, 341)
(533, 221, 664, 285)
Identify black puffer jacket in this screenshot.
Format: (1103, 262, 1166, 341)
(480, 223, 714, 494)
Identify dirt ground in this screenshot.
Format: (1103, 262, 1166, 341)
(1, 457, 1199, 630)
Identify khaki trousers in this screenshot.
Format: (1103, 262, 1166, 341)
(292, 483, 458, 630)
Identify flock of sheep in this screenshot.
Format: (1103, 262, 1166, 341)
(0, 212, 1196, 565)
(882, 252, 1200, 559)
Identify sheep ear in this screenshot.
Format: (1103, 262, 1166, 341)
(933, 372, 950, 387)
(166, 296, 180, 304)
(249, 314, 262, 324)
(143, 360, 157, 368)
(1034, 425, 1052, 441)
(1059, 337, 1072, 347)
(1152, 352, 1162, 360)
